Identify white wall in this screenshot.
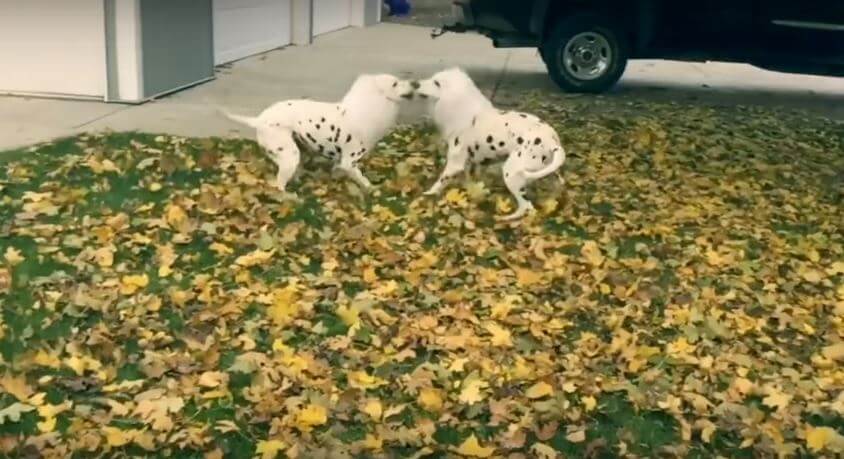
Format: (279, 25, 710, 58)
(213, 0, 292, 65)
(313, 0, 352, 36)
(0, 0, 107, 97)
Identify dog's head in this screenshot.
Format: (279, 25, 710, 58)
(369, 74, 416, 102)
(414, 68, 474, 101)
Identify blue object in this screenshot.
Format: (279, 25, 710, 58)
(385, 0, 411, 16)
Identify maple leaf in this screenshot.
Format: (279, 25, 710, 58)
(566, 429, 587, 443)
(235, 249, 275, 267)
(266, 284, 299, 327)
(459, 375, 488, 404)
(484, 322, 513, 347)
(515, 268, 542, 287)
(821, 342, 844, 361)
(294, 404, 327, 432)
(120, 274, 149, 295)
(4, 247, 25, 266)
(453, 434, 495, 458)
(525, 381, 554, 399)
(198, 371, 228, 388)
(0, 403, 35, 424)
(806, 426, 844, 452)
(581, 241, 605, 266)
(255, 439, 287, 459)
(0, 374, 34, 401)
(417, 388, 444, 412)
(362, 399, 383, 420)
(347, 370, 387, 390)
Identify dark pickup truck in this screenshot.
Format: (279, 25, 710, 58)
(439, 0, 844, 93)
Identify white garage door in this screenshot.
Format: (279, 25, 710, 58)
(313, 0, 352, 36)
(213, 0, 291, 65)
(0, 0, 106, 97)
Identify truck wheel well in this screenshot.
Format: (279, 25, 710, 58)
(542, 1, 648, 53)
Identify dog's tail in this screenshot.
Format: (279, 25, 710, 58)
(523, 146, 566, 180)
(220, 109, 262, 129)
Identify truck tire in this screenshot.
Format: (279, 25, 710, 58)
(542, 14, 629, 93)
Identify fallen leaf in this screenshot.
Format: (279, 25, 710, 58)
(453, 434, 495, 458)
(525, 381, 554, 399)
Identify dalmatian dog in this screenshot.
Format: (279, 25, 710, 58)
(224, 74, 415, 193)
(415, 68, 566, 220)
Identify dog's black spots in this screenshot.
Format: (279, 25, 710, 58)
(392, 81, 397, 88)
(532, 155, 537, 160)
(486, 135, 493, 143)
(309, 119, 313, 123)
(519, 188, 526, 195)
(321, 117, 326, 123)
(315, 124, 321, 130)
(472, 116, 477, 127)
(517, 152, 521, 157)
(454, 137, 459, 146)
(346, 134, 352, 143)
(517, 137, 524, 145)
(272, 123, 280, 127)
(277, 147, 284, 152)
(490, 146, 496, 151)
(534, 137, 542, 145)
(434, 80, 440, 88)
(519, 114, 527, 118)
(287, 102, 292, 106)
(505, 172, 509, 178)
(337, 146, 343, 154)
(318, 145, 325, 153)
(330, 125, 335, 131)
(333, 130, 341, 143)
(306, 133, 317, 143)
(505, 122, 509, 127)
(542, 155, 548, 162)
(498, 141, 505, 147)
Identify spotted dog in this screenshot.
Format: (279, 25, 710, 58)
(415, 68, 566, 220)
(224, 74, 414, 192)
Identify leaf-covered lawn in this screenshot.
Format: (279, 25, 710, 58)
(1, 93, 843, 458)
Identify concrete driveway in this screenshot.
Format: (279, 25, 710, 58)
(1, 23, 842, 151)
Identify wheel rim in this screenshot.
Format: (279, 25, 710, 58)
(561, 32, 613, 81)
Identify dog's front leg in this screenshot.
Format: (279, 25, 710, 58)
(424, 144, 468, 196)
(337, 157, 372, 190)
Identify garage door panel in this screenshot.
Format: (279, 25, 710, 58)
(214, 0, 291, 65)
(314, 0, 352, 35)
(0, 0, 106, 97)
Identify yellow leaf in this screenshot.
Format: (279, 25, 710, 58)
(198, 371, 228, 388)
(581, 241, 605, 266)
(362, 433, 383, 450)
(525, 381, 554, 399)
(157, 244, 177, 277)
(362, 399, 383, 420)
(495, 196, 513, 214)
(417, 388, 444, 412)
(93, 246, 114, 268)
(822, 342, 844, 361)
(762, 389, 792, 412)
(459, 377, 488, 404)
(295, 404, 327, 432)
(827, 261, 844, 275)
(347, 370, 387, 390)
(0, 374, 34, 401)
(255, 439, 287, 459)
(267, 285, 299, 327)
(120, 274, 149, 295)
(453, 434, 495, 458)
(582, 395, 597, 412)
(103, 426, 134, 448)
(566, 429, 586, 443)
(37, 416, 56, 433)
(444, 188, 468, 207)
(235, 249, 275, 267)
(209, 242, 233, 255)
(362, 266, 377, 283)
(336, 304, 361, 328)
(484, 322, 513, 347)
(3, 247, 24, 266)
(165, 204, 189, 232)
(531, 442, 558, 459)
(515, 268, 542, 287)
(806, 426, 844, 452)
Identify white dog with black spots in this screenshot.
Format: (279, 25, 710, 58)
(224, 74, 415, 193)
(415, 68, 566, 220)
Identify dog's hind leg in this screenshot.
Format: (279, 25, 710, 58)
(424, 144, 468, 196)
(499, 158, 534, 221)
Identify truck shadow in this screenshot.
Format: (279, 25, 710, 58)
(464, 66, 844, 120)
